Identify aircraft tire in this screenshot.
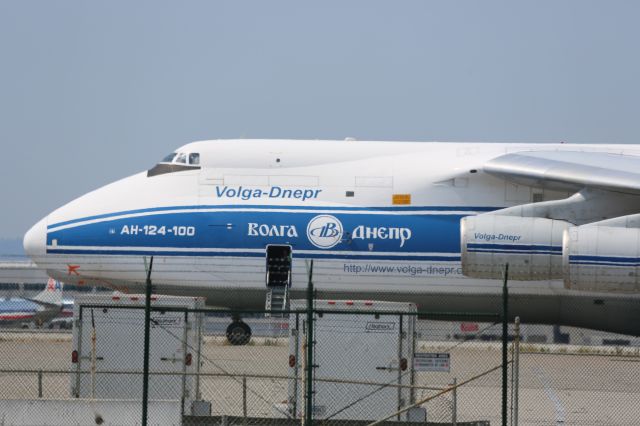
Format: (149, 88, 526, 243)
(226, 321, 252, 345)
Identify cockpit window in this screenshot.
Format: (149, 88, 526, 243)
(161, 153, 176, 163)
(174, 153, 187, 164)
(148, 151, 201, 177)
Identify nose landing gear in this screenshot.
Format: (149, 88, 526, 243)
(226, 321, 252, 345)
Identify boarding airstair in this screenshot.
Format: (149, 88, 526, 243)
(265, 286, 289, 314)
(264, 245, 292, 317)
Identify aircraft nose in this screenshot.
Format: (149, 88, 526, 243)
(24, 216, 47, 257)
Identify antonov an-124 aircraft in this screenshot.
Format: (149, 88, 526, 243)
(23, 140, 640, 341)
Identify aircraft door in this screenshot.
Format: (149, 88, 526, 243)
(266, 245, 292, 288)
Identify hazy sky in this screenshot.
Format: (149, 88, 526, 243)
(1, 1, 639, 240)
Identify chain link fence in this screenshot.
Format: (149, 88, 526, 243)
(0, 293, 638, 425)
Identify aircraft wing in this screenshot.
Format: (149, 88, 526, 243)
(464, 148, 640, 297)
(23, 298, 61, 309)
(483, 151, 640, 195)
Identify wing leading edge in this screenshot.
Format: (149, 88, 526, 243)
(483, 151, 640, 195)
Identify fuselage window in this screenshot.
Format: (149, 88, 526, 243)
(161, 153, 176, 163)
(175, 153, 187, 164)
(189, 153, 200, 165)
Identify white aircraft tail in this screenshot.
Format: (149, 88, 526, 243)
(31, 278, 63, 305)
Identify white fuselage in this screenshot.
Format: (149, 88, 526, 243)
(23, 140, 640, 334)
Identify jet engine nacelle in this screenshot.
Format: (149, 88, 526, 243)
(563, 226, 640, 292)
(461, 215, 570, 280)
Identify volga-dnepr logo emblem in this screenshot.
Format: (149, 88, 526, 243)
(306, 215, 343, 249)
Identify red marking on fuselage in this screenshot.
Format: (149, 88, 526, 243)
(0, 314, 36, 321)
(67, 265, 80, 275)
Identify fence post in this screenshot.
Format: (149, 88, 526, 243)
(195, 310, 203, 401)
(90, 309, 97, 399)
(38, 370, 43, 398)
(513, 316, 520, 426)
(242, 376, 248, 419)
(452, 377, 457, 426)
(304, 260, 314, 426)
(181, 310, 189, 417)
(502, 263, 509, 426)
(141, 256, 154, 426)
(74, 306, 83, 398)
(397, 314, 403, 420)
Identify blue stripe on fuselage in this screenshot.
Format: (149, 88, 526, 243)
(467, 243, 561, 252)
(47, 208, 478, 256)
(467, 243, 562, 256)
(0, 300, 38, 313)
(569, 255, 640, 267)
